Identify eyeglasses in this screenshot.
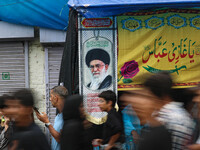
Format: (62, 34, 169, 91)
(89, 64, 104, 69)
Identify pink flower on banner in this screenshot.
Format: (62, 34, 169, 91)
(118, 60, 139, 83)
(121, 60, 139, 79)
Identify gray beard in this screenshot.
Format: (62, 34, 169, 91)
(89, 67, 107, 90)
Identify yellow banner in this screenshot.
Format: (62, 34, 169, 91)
(117, 9, 200, 90)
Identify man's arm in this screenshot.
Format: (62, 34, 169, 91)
(35, 112, 61, 142)
(122, 105, 140, 140)
(188, 144, 200, 150)
(105, 133, 121, 150)
(123, 110, 138, 142)
(46, 124, 61, 143)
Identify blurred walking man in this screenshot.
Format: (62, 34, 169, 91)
(144, 72, 195, 150)
(6, 89, 50, 150)
(36, 86, 68, 150)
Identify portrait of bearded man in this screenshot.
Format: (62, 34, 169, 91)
(85, 48, 112, 90)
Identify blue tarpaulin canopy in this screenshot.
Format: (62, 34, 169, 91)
(0, 0, 69, 30)
(68, 0, 200, 18)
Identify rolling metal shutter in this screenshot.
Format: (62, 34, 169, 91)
(0, 42, 28, 96)
(45, 47, 64, 125)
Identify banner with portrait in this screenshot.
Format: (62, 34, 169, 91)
(78, 16, 117, 124)
(117, 9, 200, 90)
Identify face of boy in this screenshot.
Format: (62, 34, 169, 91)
(98, 98, 111, 112)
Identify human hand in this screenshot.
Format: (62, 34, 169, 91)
(92, 139, 102, 146)
(187, 144, 200, 150)
(35, 112, 49, 123)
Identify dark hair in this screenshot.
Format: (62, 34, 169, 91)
(171, 88, 197, 107)
(0, 95, 15, 109)
(51, 86, 68, 99)
(144, 71, 172, 99)
(0, 95, 7, 109)
(190, 84, 200, 91)
(63, 95, 83, 121)
(13, 89, 34, 107)
(98, 90, 116, 107)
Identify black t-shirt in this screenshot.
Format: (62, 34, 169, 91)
(9, 123, 51, 150)
(138, 125, 172, 150)
(102, 108, 124, 144)
(61, 119, 86, 150)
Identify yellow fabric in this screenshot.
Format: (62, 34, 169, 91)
(117, 9, 200, 90)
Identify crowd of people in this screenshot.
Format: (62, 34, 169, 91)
(0, 72, 200, 150)
(120, 72, 198, 150)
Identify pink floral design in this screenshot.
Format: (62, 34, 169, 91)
(121, 60, 139, 79)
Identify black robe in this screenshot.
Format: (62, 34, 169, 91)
(87, 75, 112, 90)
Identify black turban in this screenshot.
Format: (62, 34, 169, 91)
(85, 48, 110, 67)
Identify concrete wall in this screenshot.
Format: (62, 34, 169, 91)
(29, 29, 46, 129)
